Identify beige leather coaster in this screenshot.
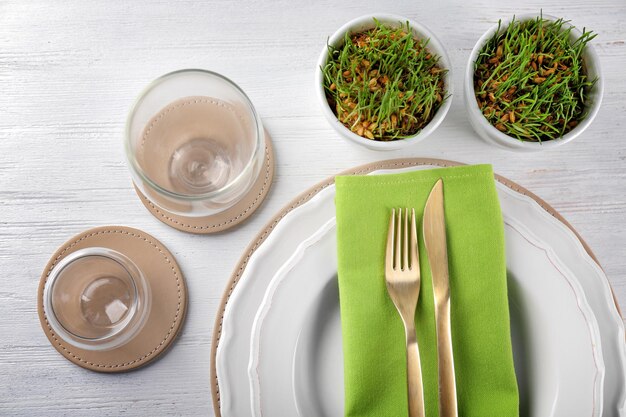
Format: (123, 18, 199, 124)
(134, 136, 275, 234)
(38, 226, 187, 373)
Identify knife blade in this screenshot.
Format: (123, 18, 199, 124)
(423, 178, 458, 417)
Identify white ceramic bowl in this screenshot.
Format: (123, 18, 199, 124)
(315, 14, 453, 151)
(464, 14, 603, 152)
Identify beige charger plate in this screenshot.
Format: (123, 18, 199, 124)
(209, 157, 623, 416)
(38, 226, 188, 372)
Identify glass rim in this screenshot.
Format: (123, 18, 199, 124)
(43, 248, 144, 348)
(124, 68, 264, 201)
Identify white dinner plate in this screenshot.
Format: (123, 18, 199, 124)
(250, 217, 602, 417)
(215, 163, 626, 417)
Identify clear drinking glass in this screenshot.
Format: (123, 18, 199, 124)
(43, 248, 151, 351)
(125, 69, 265, 217)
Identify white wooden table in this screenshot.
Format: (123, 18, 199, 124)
(1, 0, 624, 415)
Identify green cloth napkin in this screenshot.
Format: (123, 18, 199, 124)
(335, 164, 519, 417)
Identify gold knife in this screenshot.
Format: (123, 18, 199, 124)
(423, 179, 458, 417)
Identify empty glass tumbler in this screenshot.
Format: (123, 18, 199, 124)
(43, 248, 151, 351)
(125, 69, 266, 218)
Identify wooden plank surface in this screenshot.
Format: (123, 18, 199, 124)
(1, 0, 624, 415)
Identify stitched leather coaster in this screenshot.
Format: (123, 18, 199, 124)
(134, 136, 275, 234)
(38, 226, 187, 373)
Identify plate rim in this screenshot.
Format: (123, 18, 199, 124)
(210, 157, 624, 416)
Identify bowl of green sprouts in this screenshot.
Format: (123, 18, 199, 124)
(316, 14, 452, 150)
(465, 13, 602, 151)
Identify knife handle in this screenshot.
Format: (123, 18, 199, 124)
(435, 302, 458, 417)
(405, 322, 426, 417)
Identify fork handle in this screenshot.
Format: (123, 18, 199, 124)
(405, 323, 425, 417)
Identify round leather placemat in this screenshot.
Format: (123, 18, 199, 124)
(38, 226, 187, 373)
(209, 157, 622, 416)
(134, 135, 275, 234)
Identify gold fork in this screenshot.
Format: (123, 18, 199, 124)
(385, 208, 425, 417)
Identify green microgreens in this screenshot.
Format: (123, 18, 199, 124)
(474, 14, 597, 142)
(321, 19, 448, 141)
